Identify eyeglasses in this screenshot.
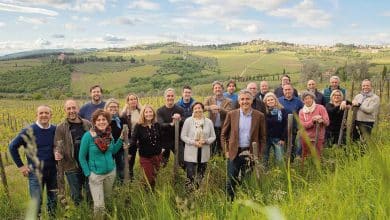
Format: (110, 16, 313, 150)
(109, 105, 119, 109)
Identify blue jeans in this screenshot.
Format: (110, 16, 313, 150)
(28, 165, 57, 216)
(263, 138, 284, 168)
(226, 152, 252, 201)
(65, 170, 90, 205)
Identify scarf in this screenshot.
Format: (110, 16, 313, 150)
(112, 114, 121, 129)
(302, 103, 316, 114)
(93, 126, 112, 153)
(269, 107, 283, 122)
(192, 116, 205, 141)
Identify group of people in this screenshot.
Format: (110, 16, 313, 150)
(8, 75, 380, 216)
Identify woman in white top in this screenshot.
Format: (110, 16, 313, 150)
(121, 93, 142, 180)
(181, 102, 216, 189)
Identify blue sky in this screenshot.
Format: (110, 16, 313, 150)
(0, 0, 389, 55)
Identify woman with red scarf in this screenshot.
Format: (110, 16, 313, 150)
(79, 109, 124, 216)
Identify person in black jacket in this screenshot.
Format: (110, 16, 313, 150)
(263, 92, 288, 168)
(104, 98, 127, 182)
(157, 88, 184, 167)
(130, 105, 162, 189)
(325, 89, 351, 146)
(247, 82, 266, 114)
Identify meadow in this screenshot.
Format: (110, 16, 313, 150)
(0, 98, 389, 220)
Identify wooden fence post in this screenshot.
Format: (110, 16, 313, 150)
(0, 152, 9, 198)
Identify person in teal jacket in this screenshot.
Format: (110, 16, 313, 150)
(79, 109, 124, 216)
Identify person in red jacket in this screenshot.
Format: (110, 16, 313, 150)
(299, 91, 330, 160)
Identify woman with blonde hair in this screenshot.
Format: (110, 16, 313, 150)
(129, 105, 162, 189)
(263, 92, 288, 168)
(121, 93, 142, 180)
(325, 89, 351, 146)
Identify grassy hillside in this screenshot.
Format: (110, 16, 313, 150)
(0, 42, 389, 98)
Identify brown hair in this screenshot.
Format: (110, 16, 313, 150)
(91, 109, 111, 125)
(90, 85, 103, 93)
(138, 105, 157, 125)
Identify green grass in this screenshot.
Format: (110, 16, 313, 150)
(1, 121, 389, 219)
(0, 59, 44, 74)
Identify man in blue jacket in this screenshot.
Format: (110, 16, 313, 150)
(9, 105, 57, 217)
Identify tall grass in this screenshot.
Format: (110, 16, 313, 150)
(1, 122, 389, 219)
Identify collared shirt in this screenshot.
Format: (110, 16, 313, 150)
(239, 109, 252, 148)
(214, 98, 222, 127)
(35, 121, 52, 129)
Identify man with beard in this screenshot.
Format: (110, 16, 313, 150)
(157, 88, 184, 167)
(54, 99, 92, 205)
(204, 81, 233, 156)
(79, 85, 106, 121)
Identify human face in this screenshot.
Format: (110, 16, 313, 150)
(182, 89, 192, 102)
(192, 104, 204, 117)
(283, 85, 293, 99)
(37, 106, 52, 126)
(246, 83, 258, 96)
(260, 81, 269, 94)
(91, 87, 102, 103)
(107, 102, 119, 116)
(265, 96, 276, 108)
(303, 95, 314, 107)
(330, 78, 339, 89)
(361, 80, 372, 94)
(227, 83, 236, 94)
(144, 107, 154, 122)
(64, 100, 79, 120)
(331, 92, 342, 103)
(127, 95, 138, 109)
(281, 76, 290, 86)
(94, 115, 109, 131)
(213, 84, 223, 97)
(165, 91, 175, 107)
(307, 80, 316, 91)
(239, 93, 253, 112)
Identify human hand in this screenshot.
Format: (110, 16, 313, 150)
(19, 165, 30, 177)
(54, 151, 63, 161)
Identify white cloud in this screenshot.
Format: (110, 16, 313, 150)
(7, 0, 107, 13)
(35, 38, 51, 46)
(71, 15, 90, 22)
(100, 17, 141, 26)
(381, 11, 390, 17)
(128, 0, 160, 10)
(224, 19, 263, 34)
(52, 34, 65, 38)
(268, 0, 331, 28)
(64, 23, 85, 31)
(0, 22, 5, 27)
(17, 16, 48, 25)
(350, 23, 359, 28)
(103, 34, 126, 42)
(0, 2, 58, 16)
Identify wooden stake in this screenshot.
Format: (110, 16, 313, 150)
(0, 152, 9, 198)
(122, 125, 130, 183)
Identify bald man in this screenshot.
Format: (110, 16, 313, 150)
(9, 105, 57, 217)
(307, 80, 326, 106)
(54, 99, 92, 205)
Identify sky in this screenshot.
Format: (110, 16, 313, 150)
(0, 0, 389, 55)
